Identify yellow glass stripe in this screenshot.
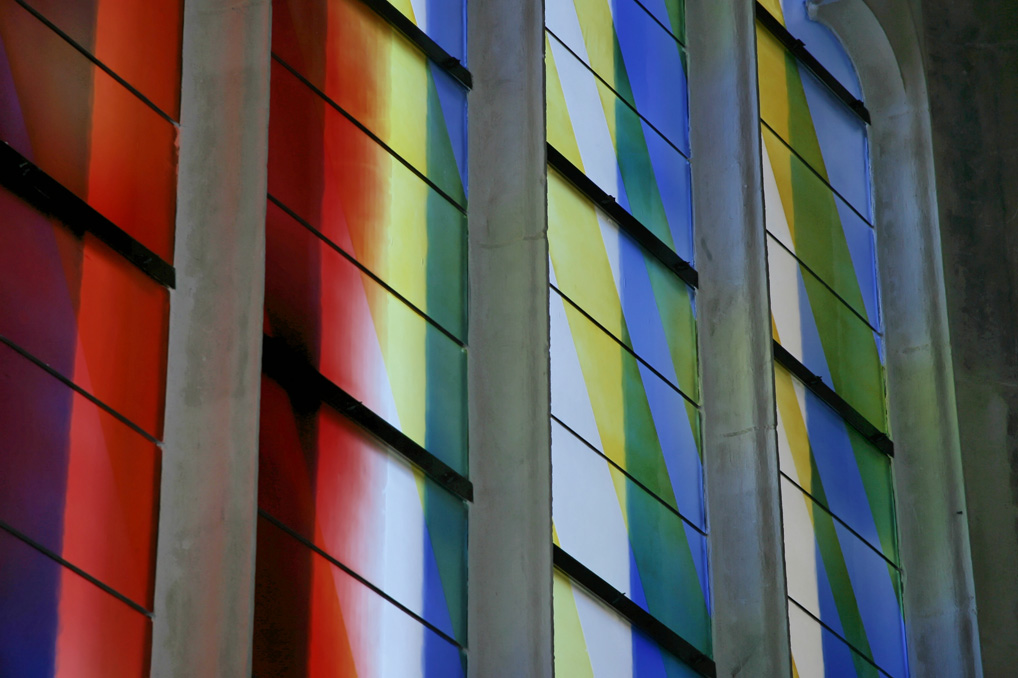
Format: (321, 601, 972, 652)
(546, 34, 586, 169)
(554, 573, 597, 678)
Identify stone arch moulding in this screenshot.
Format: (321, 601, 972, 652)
(806, 1, 983, 676)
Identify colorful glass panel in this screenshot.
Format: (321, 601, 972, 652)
(253, 516, 466, 678)
(20, 0, 183, 118)
(546, 0, 689, 154)
(550, 289, 703, 529)
(0, 0, 179, 261)
(0, 527, 151, 678)
(549, 169, 697, 399)
(757, 0, 863, 101)
(554, 570, 702, 678)
(767, 234, 885, 432)
(264, 199, 468, 475)
(0, 342, 160, 608)
(775, 365, 898, 563)
(269, 60, 466, 340)
(0, 186, 170, 438)
(547, 32, 693, 263)
(259, 374, 467, 643)
(272, 0, 467, 205)
(782, 478, 907, 678)
(385, 0, 465, 63)
(762, 125, 878, 328)
(789, 603, 893, 678)
(757, 26, 870, 220)
(553, 421, 710, 652)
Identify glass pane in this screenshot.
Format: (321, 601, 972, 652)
(758, 26, 870, 221)
(0, 528, 151, 678)
(0, 0, 179, 261)
(547, 33, 692, 263)
(259, 374, 467, 643)
(550, 289, 703, 527)
(549, 169, 697, 398)
(253, 515, 466, 678)
(20, 0, 183, 118)
(553, 421, 710, 653)
(546, 0, 688, 153)
(269, 63, 466, 340)
(782, 479, 907, 678)
(775, 365, 898, 563)
(264, 200, 467, 475)
(554, 570, 702, 678)
(272, 0, 466, 205)
(762, 124, 878, 328)
(375, 0, 465, 63)
(767, 234, 886, 432)
(0, 342, 160, 608)
(789, 603, 894, 678)
(757, 0, 863, 101)
(0, 187, 170, 437)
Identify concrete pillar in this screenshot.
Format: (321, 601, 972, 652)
(466, 0, 552, 673)
(687, 2, 792, 676)
(150, 1, 271, 675)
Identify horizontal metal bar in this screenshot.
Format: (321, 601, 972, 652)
(547, 144, 698, 289)
(772, 341, 893, 456)
(261, 335, 474, 502)
(0, 142, 175, 289)
(755, 2, 870, 125)
(553, 545, 716, 678)
(356, 0, 472, 89)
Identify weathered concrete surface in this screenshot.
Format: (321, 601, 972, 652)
(688, 2, 792, 675)
(466, 0, 553, 674)
(915, 1, 1018, 674)
(151, 1, 271, 676)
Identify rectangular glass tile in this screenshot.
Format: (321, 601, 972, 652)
(21, 0, 183, 118)
(768, 234, 886, 432)
(549, 169, 697, 399)
(264, 200, 467, 475)
(550, 288, 702, 528)
(546, 0, 688, 154)
(0, 528, 151, 678)
(757, 25, 871, 221)
(259, 374, 467, 644)
(553, 421, 710, 653)
(782, 478, 907, 678)
(0, 0, 179, 261)
(0, 187, 170, 438)
(254, 515, 466, 678)
(272, 0, 467, 205)
(789, 603, 895, 678)
(775, 365, 898, 564)
(762, 124, 878, 328)
(374, 0, 465, 63)
(269, 62, 467, 340)
(547, 33, 693, 263)
(554, 570, 702, 678)
(0, 342, 160, 608)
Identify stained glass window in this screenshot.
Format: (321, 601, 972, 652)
(0, 0, 180, 673)
(757, 2, 906, 676)
(253, 0, 470, 674)
(546, 0, 711, 673)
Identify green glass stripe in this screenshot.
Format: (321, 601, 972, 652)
(621, 334, 681, 510)
(425, 68, 468, 642)
(426, 64, 466, 206)
(624, 471, 712, 653)
(809, 498, 877, 666)
(646, 261, 698, 401)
